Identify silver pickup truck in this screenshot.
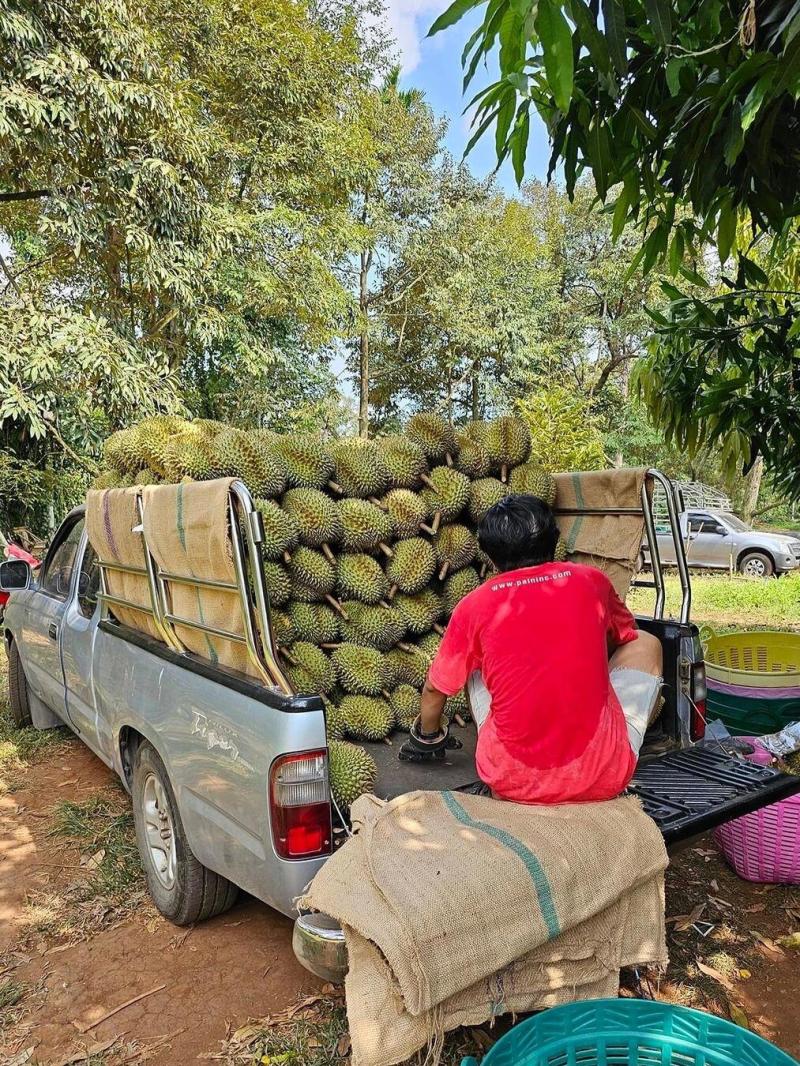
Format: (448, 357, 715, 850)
(3, 475, 798, 981)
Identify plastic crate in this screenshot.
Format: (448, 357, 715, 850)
(703, 630, 800, 689)
(460, 999, 799, 1065)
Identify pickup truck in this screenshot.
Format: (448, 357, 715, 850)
(2, 474, 799, 982)
(643, 508, 800, 578)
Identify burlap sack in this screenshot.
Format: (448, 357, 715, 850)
(554, 468, 651, 599)
(301, 790, 668, 1066)
(85, 488, 162, 641)
(141, 478, 256, 677)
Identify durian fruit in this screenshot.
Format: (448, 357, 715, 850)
(387, 645, 430, 688)
(416, 631, 442, 659)
(92, 469, 129, 489)
(389, 685, 421, 731)
(103, 426, 146, 475)
(339, 601, 406, 651)
(340, 695, 394, 742)
(329, 438, 390, 500)
(283, 641, 336, 694)
(288, 602, 341, 645)
(379, 435, 429, 489)
(332, 644, 394, 697)
(273, 435, 334, 490)
(442, 566, 480, 614)
(444, 689, 470, 725)
(483, 415, 531, 481)
(336, 553, 390, 606)
(135, 415, 185, 477)
(256, 499, 300, 562)
(468, 477, 509, 524)
(214, 427, 286, 498)
(406, 413, 458, 466)
(325, 699, 347, 742)
(393, 589, 443, 636)
(162, 433, 219, 482)
(328, 739, 377, 808)
(192, 418, 227, 438)
(454, 428, 491, 479)
(382, 488, 433, 539)
(288, 546, 335, 594)
(420, 466, 471, 531)
(338, 498, 395, 557)
(508, 462, 557, 505)
(282, 488, 342, 562)
(264, 562, 291, 607)
(475, 546, 497, 579)
(554, 537, 569, 562)
(433, 523, 478, 580)
(271, 609, 297, 646)
(386, 537, 436, 597)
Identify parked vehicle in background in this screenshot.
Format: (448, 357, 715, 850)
(645, 509, 800, 578)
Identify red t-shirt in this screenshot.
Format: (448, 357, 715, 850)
(428, 561, 639, 804)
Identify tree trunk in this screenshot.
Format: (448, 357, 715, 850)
(358, 248, 370, 438)
(740, 454, 764, 521)
(471, 375, 479, 421)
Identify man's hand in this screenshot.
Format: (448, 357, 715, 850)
(398, 716, 462, 762)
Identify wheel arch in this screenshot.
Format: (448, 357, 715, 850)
(736, 546, 775, 571)
(117, 722, 169, 791)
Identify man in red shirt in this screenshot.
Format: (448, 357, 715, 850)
(403, 495, 663, 804)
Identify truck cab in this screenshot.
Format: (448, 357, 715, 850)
(649, 509, 800, 578)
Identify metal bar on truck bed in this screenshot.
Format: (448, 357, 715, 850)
(98, 591, 153, 616)
(641, 477, 665, 619)
(136, 494, 185, 651)
(158, 570, 239, 593)
(648, 468, 691, 623)
(162, 612, 247, 644)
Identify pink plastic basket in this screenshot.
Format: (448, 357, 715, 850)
(714, 738, 800, 884)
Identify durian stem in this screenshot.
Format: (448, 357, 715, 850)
(381, 689, 392, 701)
(420, 522, 436, 536)
(369, 496, 389, 512)
(445, 452, 453, 467)
(388, 584, 398, 600)
(321, 642, 342, 650)
(455, 713, 466, 727)
(433, 623, 445, 636)
(380, 600, 392, 610)
(480, 563, 488, 579)
(397, 641, 414, 653)
(501, 463, 508, 483)
(420, 474, 435, 490)
(438, 561, 450, 581)
(280, 650, 297, 665)
(378, 541, 394, 558)
(431, 511, 442, 533)
(327, 480, 344, 494)
(321, 543, 336, 564)
(325, 594, 348, 619)
(282, 550, 292, 564)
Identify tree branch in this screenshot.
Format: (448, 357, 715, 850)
(0, 189, 52, 203)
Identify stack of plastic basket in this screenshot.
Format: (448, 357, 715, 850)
(714, 736, 800, 884)
(703, 630, 800, 736)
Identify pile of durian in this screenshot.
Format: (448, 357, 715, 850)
(96, 414, 560, 812)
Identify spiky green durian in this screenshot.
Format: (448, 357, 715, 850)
(483, 415, 531, 479)
(444, 689, 470, 723)
(328, 739, 377, 808)
(272, 434, 334, 490)
(386, 645, 430, 688)
(386, 537, 436, 596)
(288, 602, 341, 645)
(468, 477, 509, 524)
(393, 589, 443, 636)
(284, 641, 336, 694)
(454, 429, 491, 479)
(332, 644, 394, 696)
(339, 602, 406, 651)
(282, 489, 342, 551)
(92, 469, 129, 489)
(378, 436, 429, 489)
(271, 609, 297, 646)
(338, 498, 395, 555)
(285, 664, 317, 694)
(103, 427, 146, 475)
(508, 462, 557, 505)
(340, 695, 394, 742)
(263, 562, 291, 607)
(132, 415, 185, 478)
(421, 467, 470, 526)
(389, 685, 421, 731)
(381, 488, 431, 539)
(336, 553, 390, 606)
(433, 524, 477, 580)
(442, 566, 480, 614)
(256, 499, 300, 561)
(214, 428, 286, 498)
(162, 434, 219, 482)
(554, 537, 568, 562)
(406, 413, 458, 464)
(191, 418, 226, 438)
(329, 438, 390, 499)
(416, 632, 442, 659)
(325, 700, 347, 742)
(288, 546, 335, 595)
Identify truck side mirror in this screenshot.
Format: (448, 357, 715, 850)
(0, 559, 32, 591)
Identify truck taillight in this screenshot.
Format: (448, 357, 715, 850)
(269, 751, 332, 860)
(690, 662, 707, 741)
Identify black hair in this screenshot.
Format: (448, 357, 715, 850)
(477, 494, 560, 572)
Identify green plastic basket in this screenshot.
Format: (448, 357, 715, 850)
(460, 999, 798, 1066)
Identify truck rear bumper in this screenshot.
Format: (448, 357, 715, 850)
(293, 912, 348, 984)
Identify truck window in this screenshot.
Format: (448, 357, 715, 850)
(77, 542, 100, 618)
(688, 514, 723, 534)
(40, 517, 84, 600)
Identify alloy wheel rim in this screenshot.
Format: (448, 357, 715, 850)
(142, 772, 176, 890)
(743, 558, 766, 577)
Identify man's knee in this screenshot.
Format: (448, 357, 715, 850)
(611, 630, 663, 676)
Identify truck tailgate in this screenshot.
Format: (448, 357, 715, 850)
(363, 727, 800, 850)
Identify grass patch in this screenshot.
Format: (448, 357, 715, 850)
(0, 656, 71, 794)
(0, 978, 25, 1011)
(629, 572, 800, 632)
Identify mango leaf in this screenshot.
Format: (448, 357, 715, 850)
(741, 69, 776, 131)
(601, 0, 628, 73)
(717, 201, 737, 263)
(429, 0, 487, 36)
(644, 0, 672, 45)
(536, 0, 574, 112)
(510, 102, 530, 183)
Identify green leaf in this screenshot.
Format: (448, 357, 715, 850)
(741, 70, 776, 131)
(464, 104, 501, 156)
(510, 103, 530, 182)
(717, 202, 736, 263)
(567, 0, 611, 74)
(644, 0, 671, 45)
(588, 118, 612, 199)
(495, 89, 516, 158)
(428, 0, 487, 36)
(536, 0, 574, 112)
(611, 185, 629, 239)
(678, 264, 710, 288)
(601, 0, 628, 73)
(668, 228, 684, 274)
(665, 57, 684, 96)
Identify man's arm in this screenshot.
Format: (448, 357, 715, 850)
(419, 676, 448, 735)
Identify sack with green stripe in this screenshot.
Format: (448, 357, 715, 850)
(301, 789, 668, 1066)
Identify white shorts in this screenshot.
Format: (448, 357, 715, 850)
(466, 667, 663, 756)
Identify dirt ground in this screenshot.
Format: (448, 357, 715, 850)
(2, 730, 800, 1065)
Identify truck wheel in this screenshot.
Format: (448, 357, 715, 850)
(738, 551, 774, 578)
(7, 640, 33, 728)
(131, 742, 238, 925)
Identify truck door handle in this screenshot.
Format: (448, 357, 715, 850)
(48, 623, 58, 641)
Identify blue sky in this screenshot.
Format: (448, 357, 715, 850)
(381, 2, 552, 193)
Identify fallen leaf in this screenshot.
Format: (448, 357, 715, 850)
(707, 896, 733, 910)
(710, 879, 719, 892)
(6, 1048, 35, 1066)
(743, 904, 765, 914)
(697, 960, 735, 991)
(750, 931, 785, 956)
(776, 932, 800, 950)
(336, 1033, 351, 1056)
(785, 907, 800, 922)
(232, 1024, 263, 1044)
(674, 903, 706, 932)
(53, 1037, 118, 1066)
(728, 1001, 750, 1029)
(739, 969, 752, 979)
(80, 849, 105, 870)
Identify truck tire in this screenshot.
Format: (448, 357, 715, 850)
(7, 640, 33, 728)
(738, 551, 774, 578)
(131, 741, 238, 925)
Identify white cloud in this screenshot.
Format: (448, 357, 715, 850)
(381, 0, 442, 73)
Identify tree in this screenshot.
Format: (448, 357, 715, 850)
(431, 0, 800, 496)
